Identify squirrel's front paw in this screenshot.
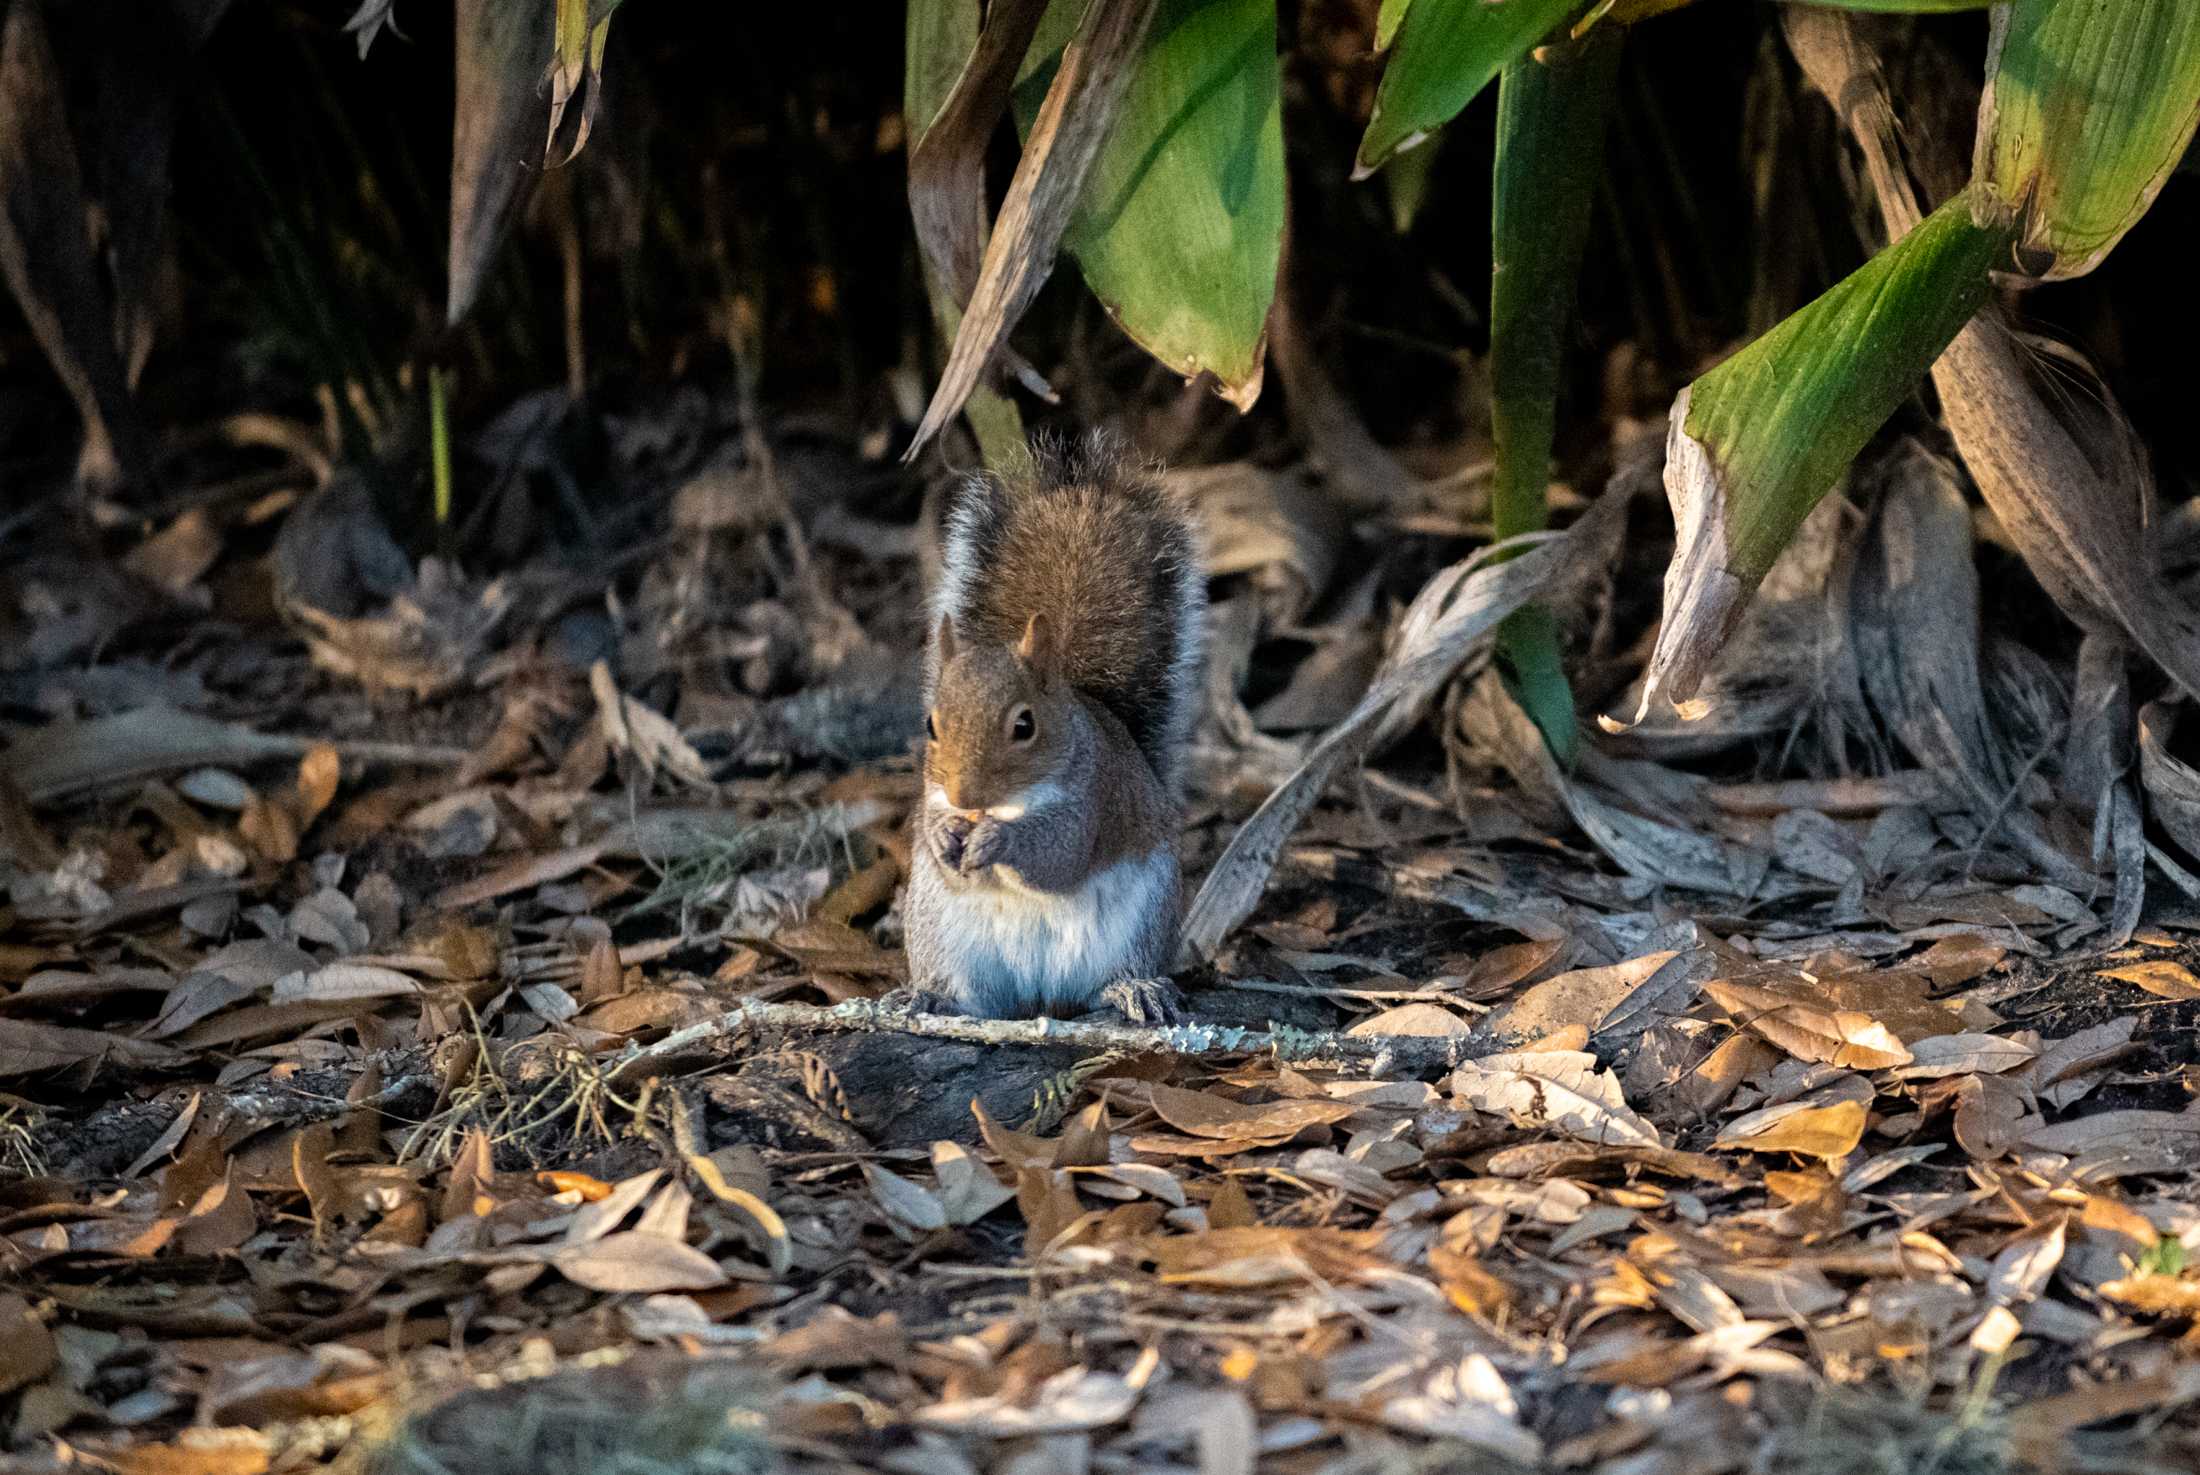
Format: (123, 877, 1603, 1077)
(1096, 976, 1186, 1025)
(928, 811, 975, 870)
(958, 819, 1010, 873)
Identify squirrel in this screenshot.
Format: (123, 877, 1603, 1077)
(899, 433, 1205, 1022)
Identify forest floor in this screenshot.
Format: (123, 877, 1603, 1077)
(6, 393, 2200, 1475)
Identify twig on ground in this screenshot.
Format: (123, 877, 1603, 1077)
(605, 989, 1500, 1084)
(222, 1068, 431, 1129)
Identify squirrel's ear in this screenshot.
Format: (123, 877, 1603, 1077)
(1018, 613, 1055, 674)
(935, 614, 958, 665)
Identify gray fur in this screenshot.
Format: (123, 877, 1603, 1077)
(907, 688, 1180, 1018)
(931, 430, 1206, 798)
(909, 432, 1201, 1018)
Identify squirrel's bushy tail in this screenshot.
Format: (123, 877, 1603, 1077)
(932, 431, 1205, 795)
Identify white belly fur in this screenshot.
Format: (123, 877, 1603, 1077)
(932, 848, 1173, 1016)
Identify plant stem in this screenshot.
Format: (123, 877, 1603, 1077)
(1488, 25, 1623, 763)
(429, 363, 454, 555)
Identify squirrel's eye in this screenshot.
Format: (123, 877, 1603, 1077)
(925, 712, 937, 740)
(1010, 708, 1036, 743)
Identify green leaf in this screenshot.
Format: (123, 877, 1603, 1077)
(1380, 129, 1440, 234)
(1977, 0, 2200, 278)
(1772, 0, 1988, 12)
(1376, 0, 1413, 51)
(1490, 30, 1620, 545)
(1626, 188, 2016, 716)
(1686, 190, 2011, 587)
(1497, 607, 1579, 763)
(1355, 0, 1578, 177)
(2138, 1236, 2188, 1278)
(1014, 0, 1284, 405)
(1488, 28, 1621, 764)
(906, 0, 980, 141)
(546, 0, 620, 165)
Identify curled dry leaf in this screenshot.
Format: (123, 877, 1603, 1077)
(2098, 1276, 2200, 1320)
(590, 660, 713, 790)
(0, 0, 148, 489)
(2139, 701, 2200, 861)
(270, 963, 420, 1005)
(1377, 1354, 1541, 1464)
(1455, 1177, 1591, 1226)
(1140, 1084, 1356, 1144)
(2021, 1106, 2200, 1157)
(683, 1150, 792, 1277)
(1171, 463, 1346, 629)
(916, 1347, 1160, 1436)
(1483, 1139, 1746, 1189)
(2027, 1015, 2138, 1108)
(2095, 959, 2200, 1001)
(1449, 1050, 1662, 1148)
(1804, 3, 2200, 701)
(447, 0, 551, 325)
(175, 1170, 258, 1256)
(1144, 1226, 1390, 1288)
(971, 1096, 1062, 1172)
(564, 1169, 664, 1243)
(1180, 487, 1623, 960)
(543, 0, 620, 166)
(11, 707, 328, 806)
(1987, 1216, 2067, 1306)
(906, 0, 1160, 456)
(1620, 191, 2007, 726)
(344, 0, 398, 56)
(931, 1141, 1017, 1226)
(1347, 1004, 1471, 1038)
(123, 508, 224, 595)
(548, 1230, 730, 1294)
(905, 0, 1053, 402)
(1068, 1162, 1187, 1209)
(865, 1161, 948, 1233)
(1714, 1099, 1867, 1160)
(1936, 312, 2200, 701)
(1890, 1033, 2037, 1080)
(1482, 950, 1684, 1043)
(1850, 442, 2011, 801)
(1701, 978, 1912, 1071)
(0, 1017, 185, 1078)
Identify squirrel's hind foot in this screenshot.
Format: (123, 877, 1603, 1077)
(877, 982, 969, 1018)
(1093, 975, 1186, 1026)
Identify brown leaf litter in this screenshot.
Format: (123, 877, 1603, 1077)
(5, 386, 2200, 1474)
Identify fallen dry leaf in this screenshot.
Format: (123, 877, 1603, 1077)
(2095, 959, 2200, 1001)
(549, 1230, 729, 1293)
(1714, 1100, 1867, 1160)
(1702, 978, 1914, 1069)
(915, 1349, 1160, 1436)
(1450, 1050, 1663, 1148)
